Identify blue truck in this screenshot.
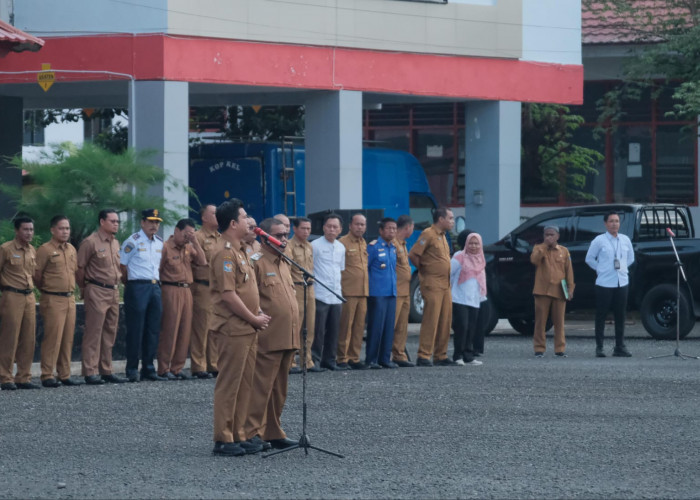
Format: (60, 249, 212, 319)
(189, 141, 439, 321)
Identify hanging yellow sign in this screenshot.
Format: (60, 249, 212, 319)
(37, 63, 55, 92)
(251, 105, 262, 114)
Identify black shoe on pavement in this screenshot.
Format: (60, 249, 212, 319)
(348, 361, 369, 370)
(367, 362, 382, 369)
(249, 435, 272, 451)
(335, 363, 351, 371)
(102, 374, 127, 384)
(416, 358, 433, 367)
(41, 378, 61, 388)
(208, 371, 219, 378)
(535, 352, 544, 358)
(436, 358, 457, 367)
(17, 381, 41, 389)
(193, 371, 213, 379)
(380, 361, 399, 369)
(213, 441, 246, 457)
(395, 360, 415, 368)
(269, 437, 298, 450)
(1, 382, 17, 390)
(238, 439, 263, 454)
(173, 372, 194, 380)
(289, 366, 302, 375)
(308, 365, 328, 373)
(595, 347, 606, 358)
(60, 377, 85, 386)
(126, 373, 139, 383)
(612, 346, 632, 357)
(162, 372, 177, 381)
(555, 352, 568, 357)
(85, 375, 105, 385)
(143, 372, 167, 381)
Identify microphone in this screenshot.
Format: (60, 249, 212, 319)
(666, 227, 676, 238)
(253, 227, 286, 248)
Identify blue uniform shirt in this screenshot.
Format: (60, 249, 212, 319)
(367, 237, 397, 297)
(120, 229, 163, 280)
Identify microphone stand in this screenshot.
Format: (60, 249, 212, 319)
(649, 231, 699, 360)
(258, 237, 345, 459)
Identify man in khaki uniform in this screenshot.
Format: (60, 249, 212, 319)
(211, 199, 271, 457)
(336, 213, 369, 370)
(35, 215, 83, 388)
(392, 215, 415, 367)
(0, 217, 39, 391)
(409, 207, 455, 366)
(244, 218, 300, 450)
(158, 218, 206, 379)
(190, 204, 221, 379)
(77, 209, 123, 385)
(244, 217, 262, 261)
(531, 225, 575, 357)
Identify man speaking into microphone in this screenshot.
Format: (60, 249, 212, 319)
(253, 227, 287, 249)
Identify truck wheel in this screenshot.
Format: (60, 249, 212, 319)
(640, 284, 694, 340)
(409, 275, 424, 323)
(480, 299, 499, 336)
(507, 317, 552, 336)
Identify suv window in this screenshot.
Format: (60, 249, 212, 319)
(638, 207, 691, 239)
(515, 216, 571, 248)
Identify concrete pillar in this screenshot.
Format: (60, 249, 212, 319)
(464, 101, 522, 244)
(0, 97, 23, 218)
(129, 81, 189, 233)
(304, 90, 363, 214)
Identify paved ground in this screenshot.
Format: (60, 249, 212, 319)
(2, 316, 700, 499)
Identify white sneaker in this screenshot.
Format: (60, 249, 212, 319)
(454, 359, 465, 366)
(465, 360, 483, 366)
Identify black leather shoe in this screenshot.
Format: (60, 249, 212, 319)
(320, 362, 338, 371)
(595, 347, 606, 358)
(193, 371, 213, 379)
(380, 361, 399, 369)
(60, 377, 85, 386)
(395, 360, 415, 368)
(208, 371, 219, 378)
(436, 358, 457, 366)
(238, 440, 263, 454)
(289, 366, 302, 375)
(269, 437, 298, 449)
(173, 371, 194, 380)
(348, 361, 369, 370)
(249, 435, 272, 451)
(213, 441, 246, 457)
(416, 358, 433, 367)
(1, 382, 17, 390)
(162, 372, 177, 381)
(367, 362, 382, 369)
(613, 346, 632, 357)
(42, 378, 61, 388)
(85, 375, 105, 385)
(126, 373, 139, 383)
(17, 381, 41, 389)
(336, 362, 351, 370)
(102, 374, 127, 384)
(308, 365, 327, 373)
(143, 372, 167, 381)
(555, 352, 568, 358)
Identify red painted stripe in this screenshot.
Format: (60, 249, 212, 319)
(0, 34, 582, 104)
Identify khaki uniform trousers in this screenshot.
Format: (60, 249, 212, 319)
(245, 349, 295, 441)
(158, 286, 193, 375)
(291, 284, 315, 368)
(0, 292, 36, 384)
(336, 296, 367, 364)
(417, 286, 452, 361)
(190, 282, 218, 373)
(533, 295, 566, 354)
(39, 294, 76, 381)
(81, 284, 119, 377)
(391, 295, 410, 362)
(212, 330, 257, 443)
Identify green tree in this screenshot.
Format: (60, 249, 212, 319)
(0, 142, 187, 247)
(226, 105, 305, 141)
(521, 103, 604, 202)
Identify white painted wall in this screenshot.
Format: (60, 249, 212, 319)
(521, 0, 581, 65)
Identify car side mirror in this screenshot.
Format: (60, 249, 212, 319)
(455, 216, 466, 234)
(504, 233, 515, 249)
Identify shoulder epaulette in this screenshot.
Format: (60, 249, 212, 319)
(369, 240, 377, 246)
(131, 232, 140, 240)
(224, 241, 232, 249)
(155, 235, 163, 241)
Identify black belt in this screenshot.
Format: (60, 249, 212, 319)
(87, 279, 119, 290)
(41, 290, 73, 297)
(1, 286, 33, 295)
(128, 279, 160, 285)
(162, 281, 190, 288)
(194, 279, 210, 286)
(294, 281, 313, 286)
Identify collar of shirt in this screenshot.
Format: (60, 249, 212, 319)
(12, 239, 30, 251)
(48, 239, 68, 251)
(97, 229, 114, 242)
(431, 224, 445, 236)
(377, 236, 394, 248)
(201, 226, 220, 239)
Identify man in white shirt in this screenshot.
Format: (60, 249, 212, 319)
(311, 214, 345, 370)
(585, 212, 635, 358)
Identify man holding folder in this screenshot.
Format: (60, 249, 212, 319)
(530, 225, 574, 357)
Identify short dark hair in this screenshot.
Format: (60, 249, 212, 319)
(50, 215, 69, 228)
(396, 215, 413, 230)
(293, 216, 311, 228)
(216, 199, 245, 234)
(457, 229, 474, 249)
(200, 204, 216, 216)
(350, 213, 365, 224)
(13, 216, 33, 230)
(260, 217, 283, 234)
(175, 218, 196, 231)
(433, 207, 451, 223)
(379, 217, 397, 230)
(98, 209, 117, 223)
(604, 212, 620, 222)
(323, 213, 343, 226)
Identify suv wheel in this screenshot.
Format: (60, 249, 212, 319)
(409, 274, 423, 323)
(640, 284, 694, 340)
(507, 317, 552, 336)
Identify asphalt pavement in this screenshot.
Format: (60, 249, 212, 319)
(1, 315, 700, 499)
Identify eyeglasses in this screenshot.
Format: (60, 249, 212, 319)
(272, 233, 289, 239)
(106, 219, 120, 224)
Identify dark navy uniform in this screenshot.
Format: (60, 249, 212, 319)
(365, 237, 397, 366)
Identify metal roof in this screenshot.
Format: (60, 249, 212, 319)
(0, 19, 44, 52)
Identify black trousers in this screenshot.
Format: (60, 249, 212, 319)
(452, 303, 479, 362)
(312, 300, 341, 367)
(594, 285, 628, 348)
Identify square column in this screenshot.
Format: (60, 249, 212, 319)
(304, 90, 363, 214)
(464, 101, 522, 244)
(0, 97, 23, 218)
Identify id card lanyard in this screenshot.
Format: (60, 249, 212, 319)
(607, 234, 620, 270)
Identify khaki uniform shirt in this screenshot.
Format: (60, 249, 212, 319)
(408, 225, 451, 290)
(288, 236, 313, 284)
(530, 243, 575, 300)
(0, 240, 36, 289)
(160, 236, 196, 284)
(35, 240, 77, 292)
(339, 233, 368, 297)
(77, 230, 122, 285)
(192, 227, 220, 282)
(209, 239, 260, 336)
(254, 251, 300, 352)
(395, 238, 411, 297)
